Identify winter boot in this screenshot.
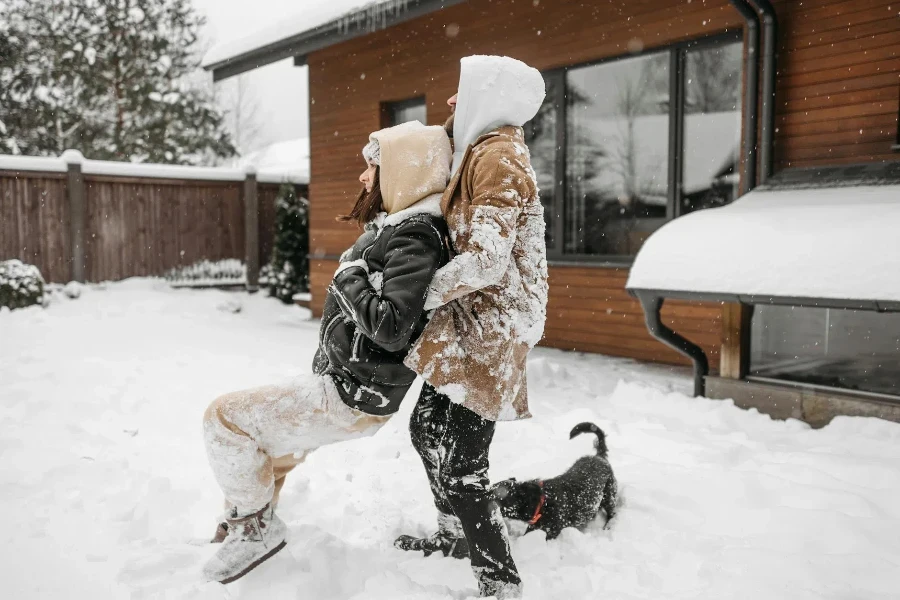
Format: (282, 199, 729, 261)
(480, 580, 523, 599)
(202, 504, 287, 584)
(394, 512, 470, 559)
(210, 520, 229, 543)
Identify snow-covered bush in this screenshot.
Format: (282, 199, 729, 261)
(165, 259, 246, 288)
(264, 183, 309, 303)
(0, 259, 45, 309)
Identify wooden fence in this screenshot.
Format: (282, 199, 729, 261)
(0, 152, 307, 285)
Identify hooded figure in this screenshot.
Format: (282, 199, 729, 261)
(396, 56, 548, 600)
(406, 55, 548, 421)
(201, 121, 452, 585)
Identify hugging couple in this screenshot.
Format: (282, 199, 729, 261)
(201, 55, 548, 599)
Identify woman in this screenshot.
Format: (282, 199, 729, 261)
(201, 120, 452, 584)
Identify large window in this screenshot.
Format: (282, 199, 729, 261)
(525, 34, 743, 262)
(750, 305, 900, 398)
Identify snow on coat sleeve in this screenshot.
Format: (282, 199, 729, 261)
(425, 147, 526, 309)
(330, 220, 444, 353)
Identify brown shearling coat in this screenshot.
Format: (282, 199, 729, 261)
(405, 125, 549, 421)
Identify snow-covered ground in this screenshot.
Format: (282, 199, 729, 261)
(2, 280, 899, 599)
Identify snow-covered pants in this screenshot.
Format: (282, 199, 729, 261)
(410, 383, 521, 594)
(204, 373, 389, 513)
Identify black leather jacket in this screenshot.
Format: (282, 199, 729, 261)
(313, 213, 450, 416)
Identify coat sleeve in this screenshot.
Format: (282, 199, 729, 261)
(329, 219, 444, 353)
(424, 146, 532, 309)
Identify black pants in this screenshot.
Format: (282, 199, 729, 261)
(410, 383, 521, 593)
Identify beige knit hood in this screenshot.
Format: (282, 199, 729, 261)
(366, 121, 452, 215)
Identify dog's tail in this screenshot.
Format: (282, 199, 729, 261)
(569, 422, 608, 457)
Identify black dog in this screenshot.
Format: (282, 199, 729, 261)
(493, 422, 617, 540)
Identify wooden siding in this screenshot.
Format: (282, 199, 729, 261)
(306, 0, 898, 367)
(774, 0, 900, 167)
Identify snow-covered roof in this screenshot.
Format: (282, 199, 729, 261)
(234, 138, 310, 184)
(0, 152, 308, 184)
(202, 0, 465, 79)
(626, 185, 900, 308)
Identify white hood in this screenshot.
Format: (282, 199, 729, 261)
(451, 55, 546, 174)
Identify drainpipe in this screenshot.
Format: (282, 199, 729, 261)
(635, 293, 709, 397)
(747, 0, 777, 183)
(728, 0, 760, 194)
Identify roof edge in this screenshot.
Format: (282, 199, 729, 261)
(624, 287, 900, 313)
(206, 0, 467, 82)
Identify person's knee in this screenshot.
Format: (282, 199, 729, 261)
(204, 391, 244, 434)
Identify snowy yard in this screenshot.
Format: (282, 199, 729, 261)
(2, 280, 900, 600)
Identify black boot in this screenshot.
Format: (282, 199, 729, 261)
(394, 531, 470, 559)
(395, 511, 470, 559)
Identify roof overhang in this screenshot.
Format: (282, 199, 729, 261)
(626, 165, 900, 312)
(204, 0, 467, 82)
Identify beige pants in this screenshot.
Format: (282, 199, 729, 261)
(203, 373, 389, 513)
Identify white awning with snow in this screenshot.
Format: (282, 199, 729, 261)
(626, 185, 900, 308)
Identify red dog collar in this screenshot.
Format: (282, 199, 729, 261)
(528, 481, 546, 526)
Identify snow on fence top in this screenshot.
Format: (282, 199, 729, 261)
(202, 0, 410, 68)
(626, 185, 900, 303)
(0, 151, 308, 185)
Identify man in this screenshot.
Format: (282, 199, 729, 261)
(396, 55, 549, 599)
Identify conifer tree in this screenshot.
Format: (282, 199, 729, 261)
(0, 0, 234, 164)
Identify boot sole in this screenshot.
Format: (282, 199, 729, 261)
(219, 539, 287, 584)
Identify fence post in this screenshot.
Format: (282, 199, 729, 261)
(62, 150, 86, 283)
(244, 167, 259, 293)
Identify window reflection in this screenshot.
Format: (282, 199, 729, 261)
(751, 305, 900, 397)
(565, 52, 669, 256)
(524, 76, 559, 248)
(682, 42, 742, 214)
(389, 98, 426, 126)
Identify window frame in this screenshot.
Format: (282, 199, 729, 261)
(537, 30, 744, 265)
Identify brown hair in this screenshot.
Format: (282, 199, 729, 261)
(337, 166, 383, 227)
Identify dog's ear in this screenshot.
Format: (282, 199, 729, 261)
(492, 478, 517, 500)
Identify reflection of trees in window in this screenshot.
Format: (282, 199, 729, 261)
(522, 35, 744, 260)
(566, 53, 669, 255)
(682, 42, 742, 215)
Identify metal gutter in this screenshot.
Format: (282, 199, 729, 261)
(747, 0, 778, 183)
(635, 292, 709, 397)
(206, 0, 467, 82)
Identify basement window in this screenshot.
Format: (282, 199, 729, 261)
(750, 305, 900, 398)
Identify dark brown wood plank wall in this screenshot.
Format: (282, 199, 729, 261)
(0, 171, 71, 282)
(82, 178, 245, 281)
(773, 0, 900, 166)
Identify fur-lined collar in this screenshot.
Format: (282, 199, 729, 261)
(367, 193, 443, 231)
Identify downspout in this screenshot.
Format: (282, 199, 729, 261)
(631, 2, 761, 397)
(635, 293, 709, 397)
(747, 0, 778, 183)
(728, 0, 760, 194)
